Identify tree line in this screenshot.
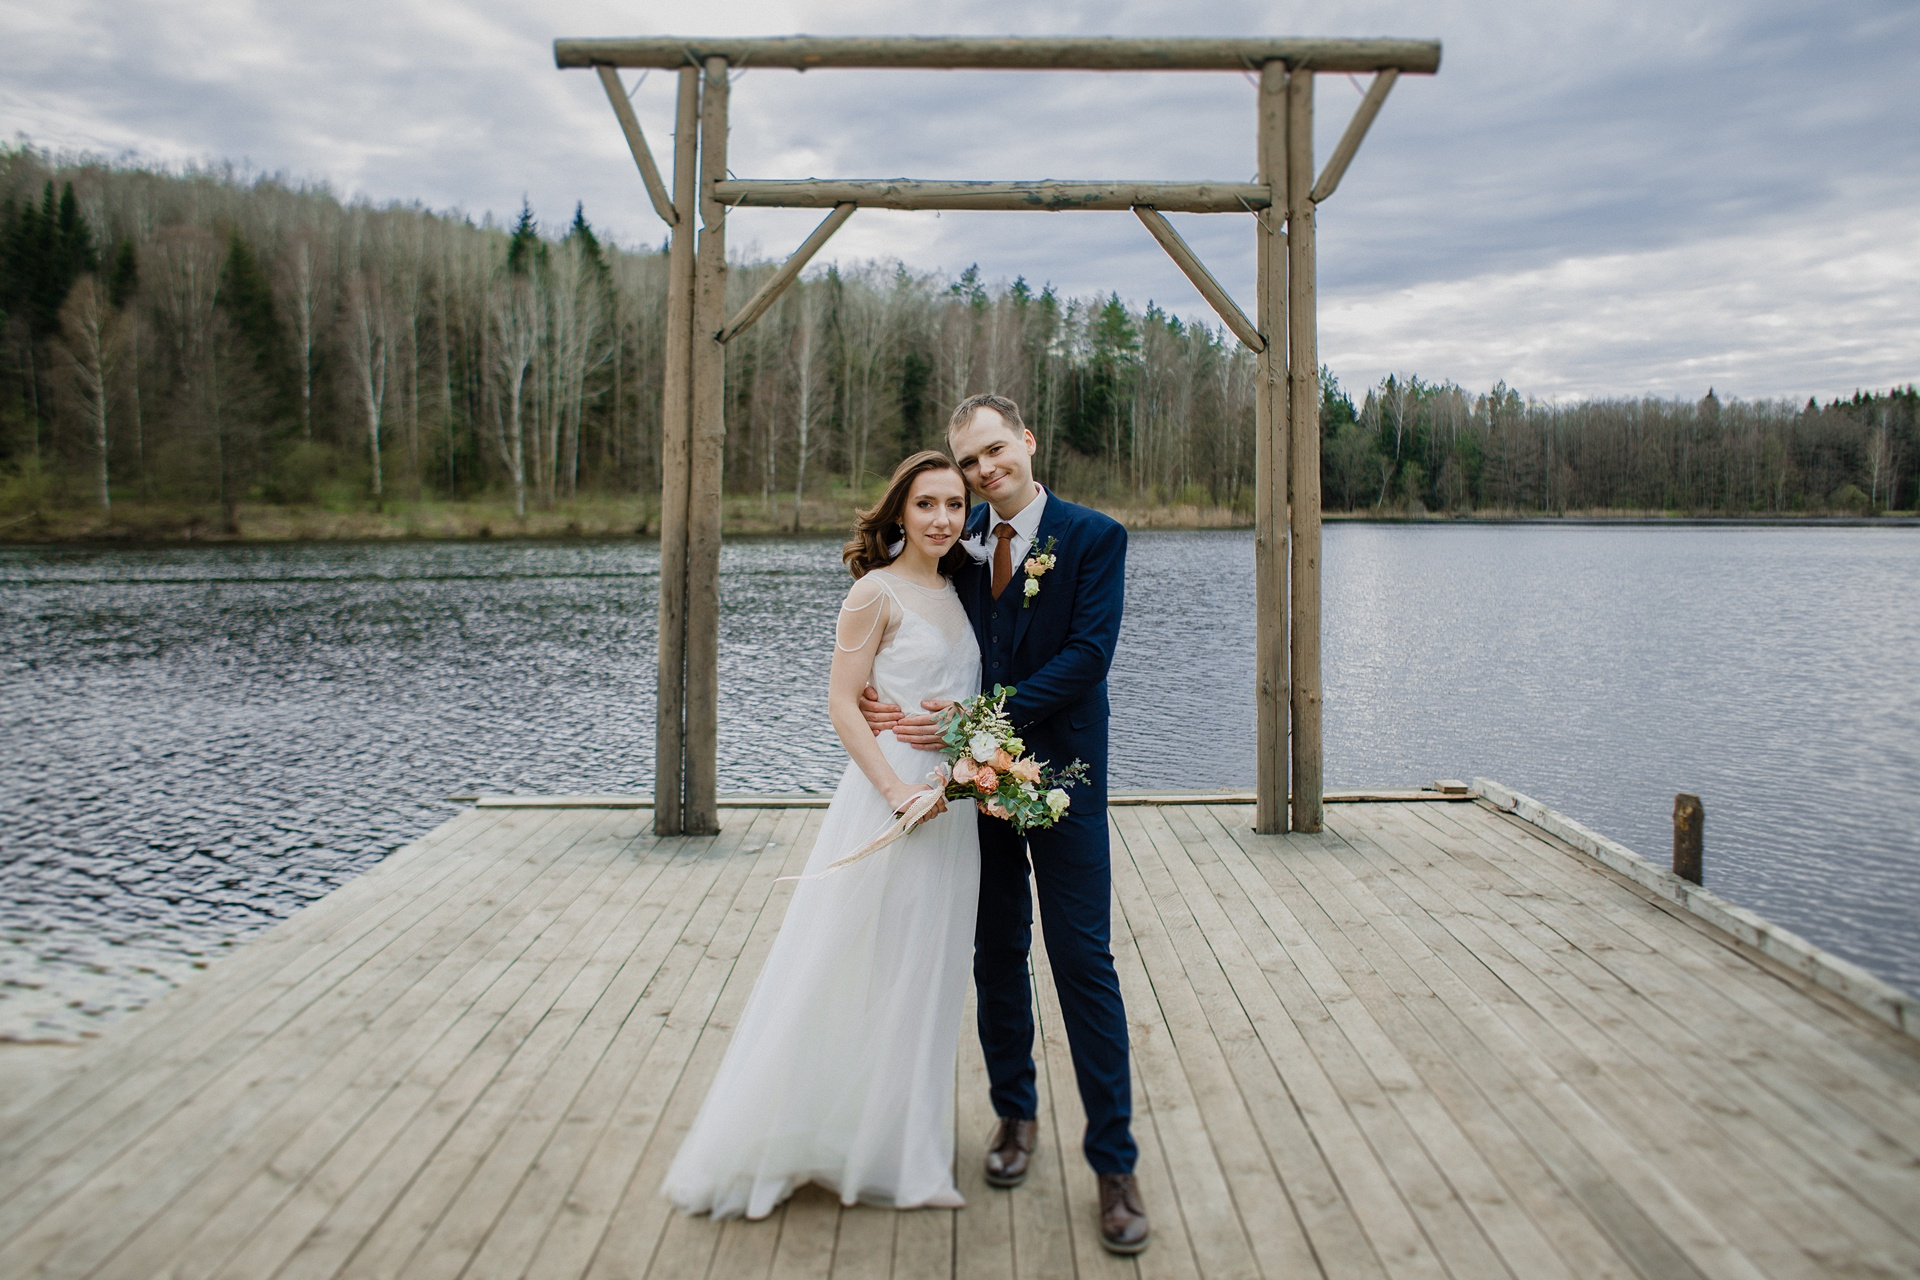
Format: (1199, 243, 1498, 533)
(2, 146, 1913, 532)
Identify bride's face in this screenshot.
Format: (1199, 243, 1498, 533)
(901, 469, 969, 563)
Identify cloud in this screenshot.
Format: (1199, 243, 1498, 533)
(1, 0, 1914, 399)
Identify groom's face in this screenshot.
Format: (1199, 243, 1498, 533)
(949, 408, 1037, 508)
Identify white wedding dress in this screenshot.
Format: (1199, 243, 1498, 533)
(663, 569, 982, 1220)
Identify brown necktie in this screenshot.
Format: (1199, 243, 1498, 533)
(991, 522, 1016, 600)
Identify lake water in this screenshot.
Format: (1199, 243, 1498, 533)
(2, 525, 1915, 1042)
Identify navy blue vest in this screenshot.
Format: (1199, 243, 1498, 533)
(984, 583, 1019, 691)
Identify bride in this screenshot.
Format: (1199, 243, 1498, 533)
(663, 450, 982, 1220)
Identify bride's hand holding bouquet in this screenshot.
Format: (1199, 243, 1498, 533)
(935, 685, 1088, 832)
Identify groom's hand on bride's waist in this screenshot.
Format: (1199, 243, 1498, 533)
(859, 686, 950, 749)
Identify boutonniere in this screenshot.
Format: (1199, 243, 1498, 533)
(1020, 537, 1059, 608)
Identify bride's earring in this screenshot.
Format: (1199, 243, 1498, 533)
(885, 524, 905, 558)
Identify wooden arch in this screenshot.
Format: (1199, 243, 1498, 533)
(554, 35, 1442, 837)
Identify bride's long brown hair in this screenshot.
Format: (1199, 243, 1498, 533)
(843, 450, 971, 580)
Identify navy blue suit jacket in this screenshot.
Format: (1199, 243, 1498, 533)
(954, 493, 1126, 802)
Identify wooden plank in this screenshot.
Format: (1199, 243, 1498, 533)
(682, 54, 728, 836)
(1133, 206, 1264, 351)
(1361, 802, 1905, 1277)
(1104, 812, 1265, 1279)
(469, 790, 1476, 809)
(637, 812, 820, 1280)
(713, 179, 1271, 214)
(1303, 809, 1770, 1280)
(460, 815, 814, 1280)
(952, 987, 1014, 1280)
(89, 815, 677, 1280)
(597, 65, 678, 227)
(143, 824, 702, 1280)
(1252, 59, 1288, 835)
(512, 808, 787, 1278)
(827, 1206, 895, 1278)
(892, 1203, 954, 1280)
(1117, 808, 1328, 1278)
(335, 821, 721, 1279)
(0, 807, 586, 1243)
(768, 1185, 840, 1280)
(1310, 70, 1399, 203)
(565, 807, 814, 1278)
(1446, 804, 1920, 1139)
(655, 64, 701, 835)
(1026, 889, 1138, 1280)
(717, 203, 856, 344)
(3, 809, 630, 1277)
(0, 806, 508, 1145)
(1233, 809, 1720, 1280)
(216, 815, 658, 1280)
(480, 809, 810, 1280)
(554, 35, 1445, 74)
(1396, 805, 1920, 1257)
(1174, 805, 1632, 1280)
(185, 813, 688, 1280)
(1285, 67, 1323, 833)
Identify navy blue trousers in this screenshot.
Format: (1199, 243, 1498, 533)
(973, 802, 1137, 1174)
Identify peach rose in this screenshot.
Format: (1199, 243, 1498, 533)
(973, 767, 999, 794)
(988, 748, 1014, 774)
(984, 800, 1009, 820)
(1008, 757, 1043, 785)
(952, 756, 977, 786)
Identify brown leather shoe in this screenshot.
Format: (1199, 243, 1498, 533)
(984, 1117, 1039, 1187)
(1098, 1173, 1151, 1254)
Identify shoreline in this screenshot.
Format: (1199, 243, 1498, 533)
(1, 501, 1914, 547)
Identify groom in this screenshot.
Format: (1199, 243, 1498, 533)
(862, 393, 1149, 1255)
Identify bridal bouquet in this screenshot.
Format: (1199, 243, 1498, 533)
(936, 684, 1088, 832)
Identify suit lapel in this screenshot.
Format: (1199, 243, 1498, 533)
(1011, 496, 1068, 654)
(963, 503, 992, 653)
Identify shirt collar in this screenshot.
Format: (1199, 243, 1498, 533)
(1000, 484, 1047, 541)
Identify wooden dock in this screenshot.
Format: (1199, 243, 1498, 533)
(4, 794, 1918, 1279)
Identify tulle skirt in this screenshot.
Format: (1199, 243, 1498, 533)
(662, 736, 980, 1220)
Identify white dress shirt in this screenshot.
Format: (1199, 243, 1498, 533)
(992, 484, 1048, 572)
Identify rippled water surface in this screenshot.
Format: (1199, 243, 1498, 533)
(2, 526, 1916, 1040)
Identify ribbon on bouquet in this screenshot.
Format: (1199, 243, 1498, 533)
(775, 773, 949, 883)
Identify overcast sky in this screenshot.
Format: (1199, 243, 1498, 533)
(5, 0, 1916, 402)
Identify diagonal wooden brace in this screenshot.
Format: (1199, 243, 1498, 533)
(717, 203, 857, 343)
(597, 65, 679, 227)
(1311, 69, 1398, 204)
(1133, 206, 1265, 352)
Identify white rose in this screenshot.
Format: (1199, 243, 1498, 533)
(1023, 578, 1040, 598)
(1046, 788, 1070, 815)
(969, 731, 999, 762)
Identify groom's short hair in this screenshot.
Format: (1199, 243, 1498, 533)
(947, 393, 1026, 440)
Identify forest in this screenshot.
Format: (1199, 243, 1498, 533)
(2, 146, 1914, 538)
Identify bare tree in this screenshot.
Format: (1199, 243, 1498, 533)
(487, 275, 540, 519)
(344, 267, 393, 500)
(59, 276, 120, 512)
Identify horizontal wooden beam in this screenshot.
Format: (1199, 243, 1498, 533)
(1311, 68, 1399, 204)
(1133, 206, 1264, 352)
(718, 202, 856, 343)
(713, 179, 1270, 213)
(596, 66, 678, 227)
(556, 36, 1441, 74)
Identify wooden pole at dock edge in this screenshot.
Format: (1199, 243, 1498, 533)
(1287, 67, 1324, 832)
(684, 55, 729, 836)
(1674, 793, 1703, 884)
(654, 66, 699, 836)
(1253, 60, 1290, 835)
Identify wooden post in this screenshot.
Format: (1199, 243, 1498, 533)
(653, 66, 699, 836)
(1674, 793, 1704, 884)
(1253, 60, 1290, 835)
(1132, 206, 1264, 352)
(595, 65, 678, 228)
(1287, 67, 1324, 833)
(683, 55, 729, 836)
